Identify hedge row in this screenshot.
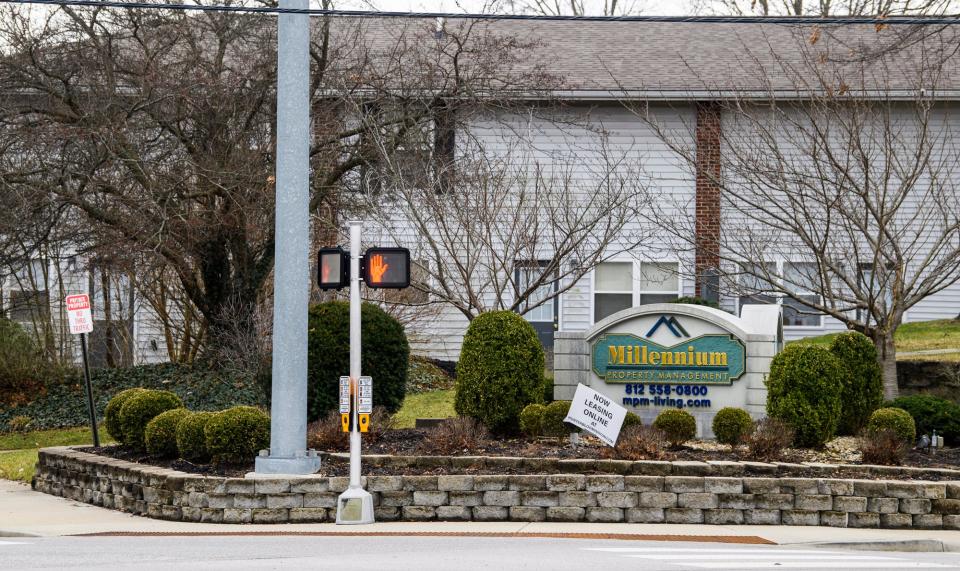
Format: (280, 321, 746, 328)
(104, 388, 270, 464)
(0, 362, 264, 432)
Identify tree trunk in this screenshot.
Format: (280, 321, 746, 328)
(876, 332, 899, 401)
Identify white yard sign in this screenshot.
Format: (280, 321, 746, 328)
(564, 383, 628, 447)
(65, 294, 93, 335)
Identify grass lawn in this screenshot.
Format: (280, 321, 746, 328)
(392, 389, 455, 428)
(896, 319, 960, 352)
(789, 319, 960, 359)
(0, 425, 113, 484)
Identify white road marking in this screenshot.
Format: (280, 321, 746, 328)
(685, 562, 956, 569)
(582, 546, 960, 569)
(0, 540, 30, 545)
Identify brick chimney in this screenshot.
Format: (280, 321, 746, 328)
(695, 102, 721, 302)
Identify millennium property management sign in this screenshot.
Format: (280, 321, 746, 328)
(554, 303, 782, 436)
(591, 331, 746, 385)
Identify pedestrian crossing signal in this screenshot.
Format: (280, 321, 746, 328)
(362, 248, 410, 289)
(318, 247, 349, 290)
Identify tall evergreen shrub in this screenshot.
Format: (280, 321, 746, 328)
(766, 344, 847, 448)
(829, 331, 884, 435)
(454, 311, 545, 434)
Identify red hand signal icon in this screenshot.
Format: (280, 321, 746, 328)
(369, 254, 389, 283)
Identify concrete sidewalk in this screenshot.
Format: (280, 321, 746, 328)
(2, 479, 958, 551)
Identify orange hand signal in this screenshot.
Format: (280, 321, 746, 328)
(369, 254, 389, 283)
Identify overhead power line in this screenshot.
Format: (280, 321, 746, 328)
(1, 0, 960, 24)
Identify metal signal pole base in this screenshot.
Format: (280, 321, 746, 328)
(335, 485, 375, 525)
(253, 450, 321, 475)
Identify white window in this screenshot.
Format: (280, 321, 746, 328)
(639, 262, 680, 305)
(516, 263, 555, 323)
(594, 262, 633, 322)
(738, 261, 822, 328)
(782, 262, 823, 327)
(593, 261, 681, 322)
(7, 259, 49, 323)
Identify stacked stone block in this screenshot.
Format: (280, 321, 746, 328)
(33, 447, 960, 529)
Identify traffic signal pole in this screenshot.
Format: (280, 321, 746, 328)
(255, 0, 320, 475)
(336, 221, 375, 524)
(350, 221, 362, 487)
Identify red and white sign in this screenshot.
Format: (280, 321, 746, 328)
(66, 294, 93, 335)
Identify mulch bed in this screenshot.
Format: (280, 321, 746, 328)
(84, 428, 960, 480)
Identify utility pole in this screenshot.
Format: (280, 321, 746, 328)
(255, 0, 320, 475)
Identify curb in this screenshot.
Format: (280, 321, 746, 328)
(0, 530, 42, 538)
(807, 539, 959, 553)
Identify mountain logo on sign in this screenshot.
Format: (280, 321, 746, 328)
(645, 315, 689, 338)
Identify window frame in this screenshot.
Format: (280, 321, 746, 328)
(737, 260, 824, 329)
(591, 259, 683, 324)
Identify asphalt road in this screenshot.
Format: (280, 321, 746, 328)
(2, 536, 960, 570)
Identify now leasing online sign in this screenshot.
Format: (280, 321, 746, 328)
(563, 383, 628, 447)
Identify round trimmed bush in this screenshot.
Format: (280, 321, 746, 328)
(118, 389, 183, 451)
(653, 409, 696, 447)
(519, 403, 546, 437)
(204, 406, 270, 464)
(454, 311, 545, 434)
(144, 408, 190, 458)
(890, 394, 960, 445)
(829, 332, 884, 435)
(766, 344, 847, 448)
(104, 388, 147, 444)
(304, 301, 409, 422)
(541, 400, 578, 437)
(712, 407, 753, 445)
(176, 411, 217, 463)
(866, 407, 917, 444)
(622, 411, 643, 430)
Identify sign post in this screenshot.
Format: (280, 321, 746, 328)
(66, 294, 99, 448)
(336, 221, 375, 525)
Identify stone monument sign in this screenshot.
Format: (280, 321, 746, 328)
(554, 303, 782, 438)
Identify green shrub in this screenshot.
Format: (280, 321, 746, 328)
(0, 362, 264, 433)
(204, 406, 270, 464)
(454, 311, 545, 434)
(712, 407, 753, 445)
(622, 411, 643, 430)
(672, 296, 720, 309)
(889, 394, 960, 445)
(541, 400, 577, 437)
(176, 411, 217, 463)
(652, 409, 696, 447)
(766, 344, 846, 448)
(118, 390, 183, 450)
(519, 403, 547, 438)
(866, 407, 917, 444)
(104, 388, 147, 443)
(542, 375, 555, 404)
(829, 332, 884, 435)
(304, 301, 409, 422)
(145, 408, 190, 457)
(0, 317, 48, 395)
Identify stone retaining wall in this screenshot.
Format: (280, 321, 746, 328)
(34, 447, 960, 528)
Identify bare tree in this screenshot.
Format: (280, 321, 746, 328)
(631, 26, 960, 399)
(0, 6, 550, 357)
(501, 0, 645, 15)
(349, 95, 655, 322)
(692, 0, 955, 16)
